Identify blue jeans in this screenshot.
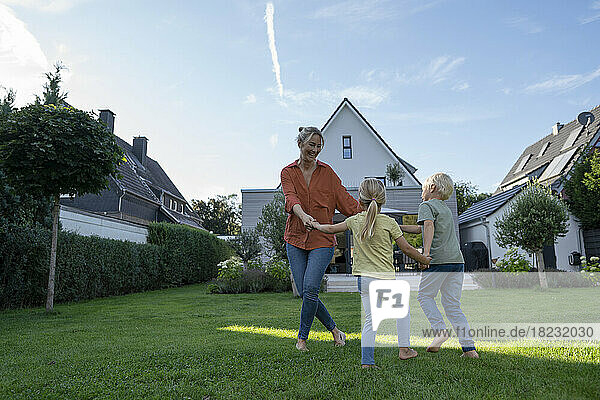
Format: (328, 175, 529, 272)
(417, 263, 476, 352)
(286, 243, 336, 340)
(358, 276, 411, 365)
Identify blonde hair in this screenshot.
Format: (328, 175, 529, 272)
(424, 172, 454, 200)
(296, 126, 324, 146)
(358, 178, 386, 241)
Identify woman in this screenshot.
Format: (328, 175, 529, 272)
(281, 126, 361, 351)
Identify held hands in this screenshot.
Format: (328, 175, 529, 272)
(301, 214, 316, 231)
(419, 255, 432, 270)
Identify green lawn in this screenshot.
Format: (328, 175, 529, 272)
(1, 285, 599, 399)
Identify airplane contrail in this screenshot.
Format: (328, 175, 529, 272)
(265, 2, 283, 97)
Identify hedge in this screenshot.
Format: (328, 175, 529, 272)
(147, 222, 234, 285)
(0, 222, 233, 309)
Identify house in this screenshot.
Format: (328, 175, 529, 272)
(459, 105, 600, 271)
(242, 98, 460, 273)
(60, 109, 203, 238)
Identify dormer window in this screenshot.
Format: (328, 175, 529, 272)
(342, 136, 352, 159)
(170, 199, 177, 211)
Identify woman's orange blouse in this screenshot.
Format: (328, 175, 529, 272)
(281, 160, 360, 250)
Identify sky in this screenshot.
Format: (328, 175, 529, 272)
(1, 0, 600, 202)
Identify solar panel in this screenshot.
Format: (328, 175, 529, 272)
(539, 147, 578, 181)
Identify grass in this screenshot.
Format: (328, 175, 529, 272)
(0, 285, 599, 399)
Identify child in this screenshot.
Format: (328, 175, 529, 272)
(311, 178, 431, 368)
(400, 172, 479, 358)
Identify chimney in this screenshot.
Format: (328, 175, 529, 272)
(133, 136, 148, 165)
(99, 109, 116, 134)
(552, 122, 563, 136)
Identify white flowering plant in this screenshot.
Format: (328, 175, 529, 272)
(581, 256, 600, 272)
(216, 257, 243, 281)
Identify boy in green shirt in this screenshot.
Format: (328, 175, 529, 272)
(400, 173, 479, 358)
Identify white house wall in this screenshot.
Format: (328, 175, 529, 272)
(319, 105, 418, 188)
(59, 205, 148, 243)
(241, 189, 277, 231)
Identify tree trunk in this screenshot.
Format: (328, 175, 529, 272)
(290, 270, 300, 297)
(46, 194, 60, 312)
(536, 251, 548, 289)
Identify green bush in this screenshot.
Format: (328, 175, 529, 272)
(495, 248, 532, 272)
(208, 257, 292, 294)
(0, 222, 234, 309)
(147, 222, 234, 285)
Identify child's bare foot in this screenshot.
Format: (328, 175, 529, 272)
(295, 339, 309, 352)
(426, 329, 450, 352)
(361, 364, 381, 369)
(398, 347, 418, 360)
(461, 350, 479, 358)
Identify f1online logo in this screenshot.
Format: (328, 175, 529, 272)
(369, 280, 411, 331)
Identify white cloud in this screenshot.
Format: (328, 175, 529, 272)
(500, 88, 512, 95)
(264, 3, 283, 97)
(244, 94, 257, 104)
(384, 109, 498, 124)
(271, 85, 389, 109)
(504, 16, 544, 34)
(452, 82, 469, 91)
(313, 0, 443, 23)
(0, 0, 87, 13)
(269, 133, 278, 148)
(0, 4, 49, 105)
(395, 56, 466, 85)
(580, 1, 600, 24)
(524, 66, 600, 93)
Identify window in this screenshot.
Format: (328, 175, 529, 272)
(515, 154, 531, 172)
(170, 199, 176, 210)
(561, 127, 582, 151)
(538, 142, 550, 158)
(342, 136, 352, 159)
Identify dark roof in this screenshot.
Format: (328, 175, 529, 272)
(321, 98, 420, 184)
(113, 137, 160, 202)
(113, 136, 203, 228)
(458, 184, 525, 225)
(497, 105, 600, 193)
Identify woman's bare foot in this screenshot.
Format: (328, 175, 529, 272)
(461, 350, 479, 358)
(296, 339, 309, 352)
(426, 329, 450, 352)
(361, 364, 381, 369)
(331, 327, 346, 347)
(398, 347, 418, 360)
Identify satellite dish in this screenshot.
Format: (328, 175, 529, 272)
(577, 111, 595, 126)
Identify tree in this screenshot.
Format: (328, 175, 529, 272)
(35, 62, 68, 106)
(230, 228, 262, 269)
(256, 191, 299, 295)
(455, 181, 491, 215)
(0, 87, 16, 116)
(494, 180, 569, 289)
(0, 69, 123, 312)
(386, 163, 405, 186)
(191, 194, 241, 235)
(256, 191, 287, 260)
(564, 148, 600, 229)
